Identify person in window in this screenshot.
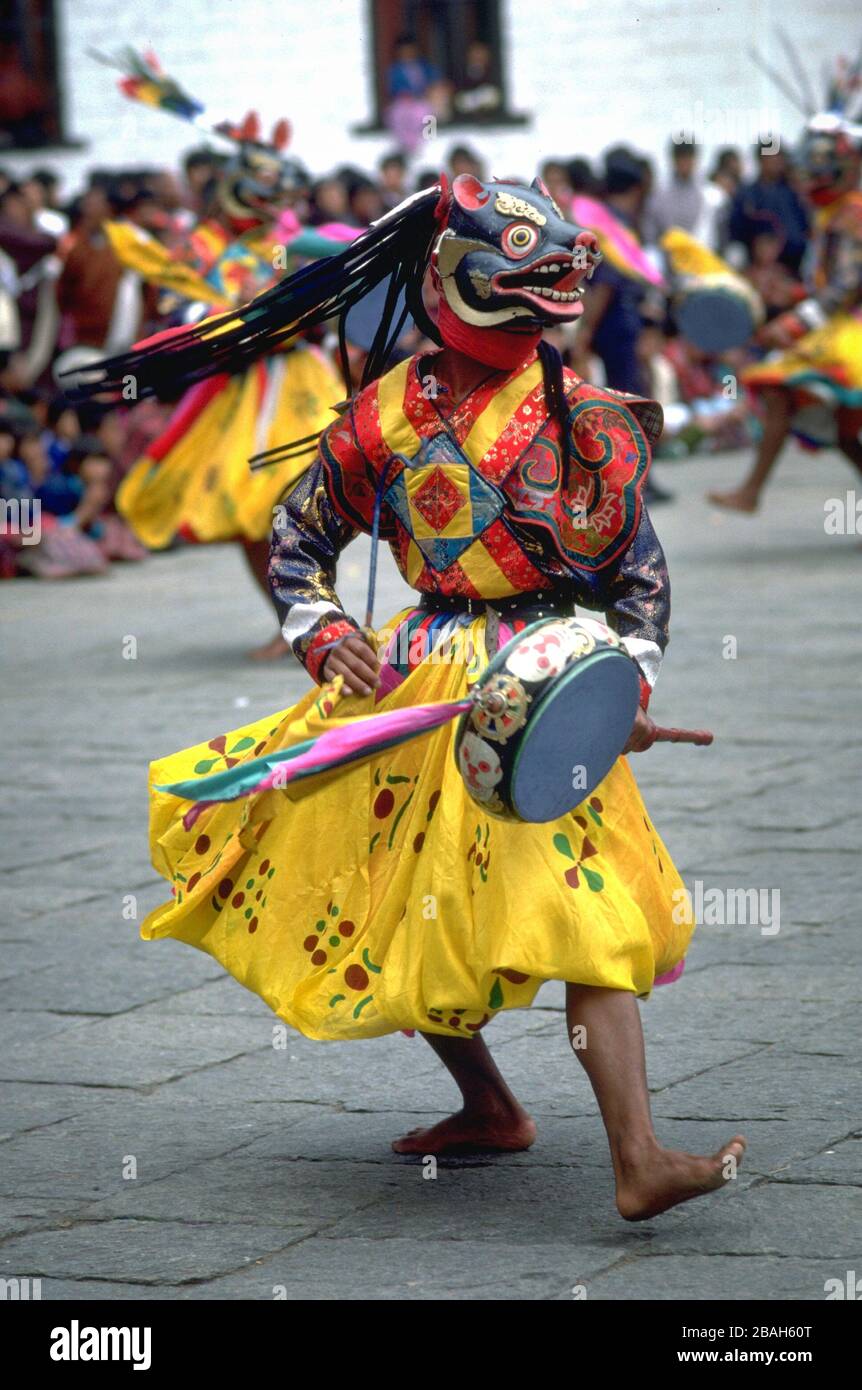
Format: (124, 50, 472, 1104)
(385, 35, 451, 154)
(453, 40, 501, 119)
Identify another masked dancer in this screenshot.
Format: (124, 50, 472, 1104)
(76, 174, 744, 1222)
(710, 50, 862, 512)
(91, 50, 344, 657)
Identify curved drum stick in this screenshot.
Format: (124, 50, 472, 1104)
(651, 726, 714, 746)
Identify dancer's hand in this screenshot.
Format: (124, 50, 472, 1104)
(624, 706, 657, 753)
(758, 314, 800, 350)
(323, 633, 380, 696)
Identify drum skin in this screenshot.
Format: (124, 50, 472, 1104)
(674, 274, 762, 353)
(455, 616, 640, 823)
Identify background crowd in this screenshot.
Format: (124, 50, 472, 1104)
(0, 125, 815, 580)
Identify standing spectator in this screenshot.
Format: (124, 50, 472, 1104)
(566, 156, 599, 197)
(182, 147, 223, 217)
(0, 181, 58, 390)
(644, 138, 705, 242)
(55, 186, 128, 351)
(696, 147, 742, 251)
(728, 146, 810, 275)
(574, 149, 650, 395)
(574, 149, 672, 501)
(23, 170, 68, 238)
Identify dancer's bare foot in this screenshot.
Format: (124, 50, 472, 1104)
(249, 632, 290, 661)
(614, 1134, 747, 1221)
(392, 1104, 537, 1156)
(707, 488, 760, 513)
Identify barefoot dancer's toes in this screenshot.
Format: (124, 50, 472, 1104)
(391, 1108, 537, 1156)
(615, 1134, 747, 1222)
(707, 489, 760, 514)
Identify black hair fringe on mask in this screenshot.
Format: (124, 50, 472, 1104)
(63, 188, 443, 410)
(537, 338, 572, 492)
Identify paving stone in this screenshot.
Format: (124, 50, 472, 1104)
(0, 1098, 285, 1201)
(644, 1182, 862, 1261)
(0, 1013, 270, 1088)
(157, 1236, 628, 1300)
(582, 1255, 847, 1301)
(0, 1218, 313, 1286)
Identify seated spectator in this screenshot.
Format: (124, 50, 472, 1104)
(448, 144, 485, 181)
(414, 167, 441, 192)
(42, 394, 80, 471)
(540, 159, 574, 208)
(728, 146, 810, 275)
(0, 415, 106, 578)
(567, 157, 599, 197)
(744, 230, 807, 318)
(378, 152, 408, 211)
(309, 176, 350, 226)
(345, 175, 384, 227)
(651, 325, 752, 454)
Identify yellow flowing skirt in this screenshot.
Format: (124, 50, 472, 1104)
(743, 312, 862, 447)
(118, 344, 340, 546)
(144, 615, 692, 1040)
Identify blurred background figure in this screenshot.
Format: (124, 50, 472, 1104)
(728, 145, 810, 274)
(3, 11, 860, 583)
(384, 33, 451, 153)
(645, 138, 706, 241)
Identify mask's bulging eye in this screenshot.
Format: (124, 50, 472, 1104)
(501, 222, 539, 258)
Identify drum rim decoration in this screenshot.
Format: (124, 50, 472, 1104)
(455, 613, 640, 823)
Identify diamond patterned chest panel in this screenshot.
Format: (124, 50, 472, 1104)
(384, 433, 507, 574)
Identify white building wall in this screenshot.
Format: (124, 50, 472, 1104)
(3, 0, 861, 196)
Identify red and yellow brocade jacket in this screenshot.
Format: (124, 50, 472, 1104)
(268, 349, 670, 689)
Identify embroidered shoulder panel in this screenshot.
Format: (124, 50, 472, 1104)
(505, 379, 660, 573)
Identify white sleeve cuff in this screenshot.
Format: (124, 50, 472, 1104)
(795, 298, 827, 332)
(281, 600, 343, 648)
(620, 636, 663, 689)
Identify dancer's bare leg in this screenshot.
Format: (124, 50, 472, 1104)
(392, 1032, 536, 1155)
(708, 386, 791, 513)
(566, 983, 745, 1220)
(239, 538, 289, 660)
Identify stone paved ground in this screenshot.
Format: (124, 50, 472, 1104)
(2, 442, 861, 1302)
